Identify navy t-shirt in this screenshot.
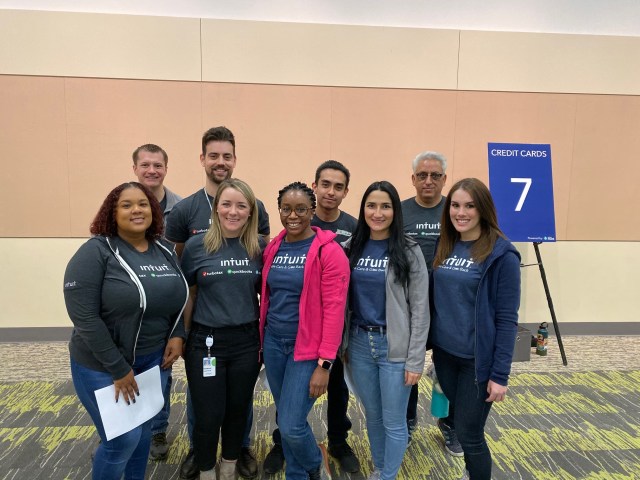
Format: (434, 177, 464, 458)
(311, 211, 357, 245)
(350, 239, 388, 328)
(431, 241, 482, 358)
(165, 188, 270, 243)
(181, 235, 262, 328)
(117, 239, 186, 355)
(266, 235, 315, 337)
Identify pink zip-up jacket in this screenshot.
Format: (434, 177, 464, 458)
(259, 227, 350, 361)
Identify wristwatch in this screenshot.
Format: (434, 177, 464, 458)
(318, 358, 333, 371)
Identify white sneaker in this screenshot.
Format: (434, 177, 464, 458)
(367, 469, 381, 480)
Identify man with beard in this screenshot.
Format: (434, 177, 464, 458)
(166, 126, 269, 480)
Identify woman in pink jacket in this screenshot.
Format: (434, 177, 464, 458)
(260, 181, 350, 480)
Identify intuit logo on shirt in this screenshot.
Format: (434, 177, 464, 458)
(416, 221, 440, 234)
(140, 264, 170, 272)
(336, 229, 352, 238)
(221, 258, 250, 267)
(271, 253, 306, 269)
(354, 255, 388, 272)
(440, 255, 474, 272)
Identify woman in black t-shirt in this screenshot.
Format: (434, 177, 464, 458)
(64, 182, 188, 480)
(181, 179, 263, 480)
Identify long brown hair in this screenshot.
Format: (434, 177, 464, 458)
(433, 178, 505, 267)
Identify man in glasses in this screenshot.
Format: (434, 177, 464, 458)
(401, 151, 463, 457)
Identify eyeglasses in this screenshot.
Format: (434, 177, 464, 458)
(279, 206, 312, 216)
(415, 172, 444, 181)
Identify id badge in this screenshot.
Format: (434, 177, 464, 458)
(203, 356, 216, 377)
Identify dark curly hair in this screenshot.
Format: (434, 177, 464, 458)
(90, 182, 164, 239)
(277, 181, 316, 209)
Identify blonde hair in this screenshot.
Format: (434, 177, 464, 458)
(203, 179, 261, 259)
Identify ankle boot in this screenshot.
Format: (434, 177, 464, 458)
(218, 458, 237, 480)
(200, 468, 217, 480)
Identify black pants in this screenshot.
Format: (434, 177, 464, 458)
(185, 322, 261, 471)
(272, 356, 352, 446)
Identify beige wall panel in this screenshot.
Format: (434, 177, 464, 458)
(201, 20, 460, 89)
(0, 238, 85, 328)
(0, 76, 71, 236)
(459, 31, 640, 95)
(2, 238, 635, 329)
(516, 241, 639, 325)
(201, 83, 334, 221)
(328, 87, 458, 215)
(567, 95, 640, 240)
(453, 91, 578, 240)
(0, 10, 201, 81)
(64, 78, 204, 236)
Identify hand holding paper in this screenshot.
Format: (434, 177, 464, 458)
(95, 365, 164, 441)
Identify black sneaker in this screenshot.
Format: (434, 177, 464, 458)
(263, 443, 285, 474)
(179, 449, 199, 479)
(328, 441, 360, 473)
(236, 446, 258, 478)
(437, 419, 464, 457)
(149, 432, 169, 461)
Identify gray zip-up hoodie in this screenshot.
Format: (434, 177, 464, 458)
(342, 236, 430, 373)
(64, 236, 188, 380)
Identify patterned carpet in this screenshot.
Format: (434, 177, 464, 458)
(0, 337, 639, 480)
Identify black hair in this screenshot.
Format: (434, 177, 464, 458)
(314, 160, 351, 188)
(277, 181, 316, 209)
(349, 181, 410, 286)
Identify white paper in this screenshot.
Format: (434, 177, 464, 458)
(94, 365, 164, 441)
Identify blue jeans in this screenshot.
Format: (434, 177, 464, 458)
(433, 347, 493, 480)
(347, 328, 411, 480)
(151, 370, 172, 435)
(263, 328, 322, 480)
(71, 349, 170, 480)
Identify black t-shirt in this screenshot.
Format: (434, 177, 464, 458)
(165, 188, 270, 243)
(311, 210, 357, 245)
(401, 196, 445, 272)
(181, 235, 262, 328)
(117, 239, 186, 355)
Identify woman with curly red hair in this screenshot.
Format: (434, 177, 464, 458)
(63, 182, 189, 480)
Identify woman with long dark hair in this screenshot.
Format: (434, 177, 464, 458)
(64, 182, 188, 480)
(345, 181, 429, 480)
(431, 178, 521, 480)
(260, 181, 350, 480)
(181, 179, 263, 480)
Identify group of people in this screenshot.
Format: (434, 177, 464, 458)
(63, 126, 521, 480)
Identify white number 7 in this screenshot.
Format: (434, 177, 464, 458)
(510, 178, 532, 211)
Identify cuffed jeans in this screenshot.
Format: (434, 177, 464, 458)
(433, 346, 493, 480)
(347, 328, 411, 480)
(263, 328, 322, 480)
(71, 348, 169, 480)
(185, 322, 261, 471)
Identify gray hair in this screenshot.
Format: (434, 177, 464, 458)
(412, 151, 447, 173)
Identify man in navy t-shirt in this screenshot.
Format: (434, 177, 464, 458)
(263, 160, 361, 474)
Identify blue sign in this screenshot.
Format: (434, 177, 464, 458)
(488, 143, 556, 242)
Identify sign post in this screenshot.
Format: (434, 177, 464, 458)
(488, 143, 567, 365)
